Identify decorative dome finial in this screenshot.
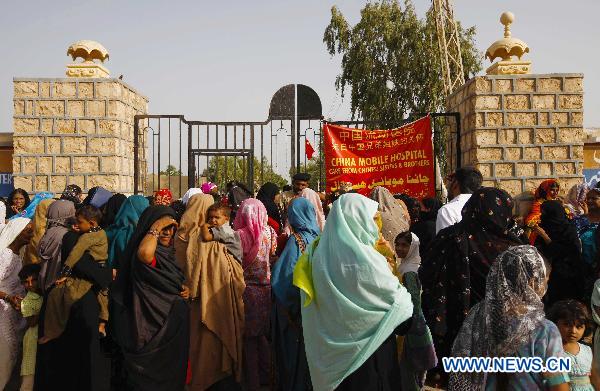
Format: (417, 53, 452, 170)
(66, 40, 110, 78)
(485, 12, 531, 75)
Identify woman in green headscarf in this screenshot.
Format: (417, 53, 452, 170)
(105, 195, 150, 270)
(293, 193, 414, 391)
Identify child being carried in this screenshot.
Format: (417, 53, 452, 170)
(42, 205, 109, 341)
(200, 203, 243, 263)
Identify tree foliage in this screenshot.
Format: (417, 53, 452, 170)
(160, 164, 182, 176)
(324, 0, 482, 128)
(202, 156, 287, 191)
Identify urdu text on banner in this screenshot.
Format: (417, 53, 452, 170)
(323, 115, 435, 198)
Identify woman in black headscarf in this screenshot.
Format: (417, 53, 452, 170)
(111, 206, 190, 391)
(410, 197, 441, 255)
(101, 193, 127, 228)
(35, 230, 112, 391)
(534, 200, 586, 304)
(227, 181, 252, 222)
(256, 182, 282, 234)
(419, 187, 523, 387)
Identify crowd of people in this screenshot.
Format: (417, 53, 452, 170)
(1, 169, 600, 390)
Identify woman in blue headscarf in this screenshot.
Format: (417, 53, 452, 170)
(105, 195, 150, 270)
(272, 198, 320, 390)
(293, 193, 414, 391)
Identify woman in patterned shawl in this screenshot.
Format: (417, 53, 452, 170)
(419, 187, 523, 387)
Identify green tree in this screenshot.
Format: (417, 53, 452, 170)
(202, 156, 287, 192)
(160, 164, 182, 176)
(323, 0, 482, 128)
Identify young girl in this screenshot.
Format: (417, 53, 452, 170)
(19, 263, 42, 391)
(548, 299, 599, 390)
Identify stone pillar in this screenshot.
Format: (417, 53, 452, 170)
(12, 78, 148, 194)
(446, 74, 584, 196)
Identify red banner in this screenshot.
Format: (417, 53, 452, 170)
(324, 115, 435, 198)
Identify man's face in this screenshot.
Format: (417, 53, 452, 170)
(293, 180, 309, 194)
(445, 174, 460, 199)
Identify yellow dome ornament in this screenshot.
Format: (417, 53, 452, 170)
(485, 12, 532, 75)
(66, 40, 110, 78)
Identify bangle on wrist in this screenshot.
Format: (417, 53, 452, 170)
(147, 229, 160, 238)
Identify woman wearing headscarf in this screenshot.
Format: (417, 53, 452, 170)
(179, 194, 246, 390)
(10, 192, 53, 221)
(151, 188, 173, 207)
(298, 188, 325, 232)
(227, 181, 252, 221)
(82, 186, 112, 209)
(525, 179, 561, 243)
(38, 200, 76, 293)
(6, 188, 31, 219)
(293, 193, 413, 391)
(181, 188, 202, 205)
(60, 184, 83, 207)
(574, 188, 600, 270)
(420, 187, 523, 385)
(272, 198, 320, 391)
(534, 200, 586, 304)
(101, 193, 126, 228)
(201, 182, 218, 197)
(256, 182, 282, 234)
(448, 246, 569, 390)
(105, 195, 149, 270)
(410, 197, 441, 255)
(23, 198, 54, 265)
(174, 194, 206, 271)
(234, 199, 277, 391)
(35, 227, 112, 391)
(370, 187, 410, 244)
(566, 183, 589, 217)
(110, 206, 189, 391)
(394, 232, 437, 391)
(0, 218, 33, 389)
(591, 280, 600, 383)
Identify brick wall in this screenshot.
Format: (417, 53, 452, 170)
(12, 78, 148, 194)
(446, 73, 584, 196)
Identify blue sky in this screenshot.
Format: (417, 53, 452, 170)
(1, 0, 598, 131)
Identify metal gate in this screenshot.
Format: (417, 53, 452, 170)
(133, 84, 324, 198)
(133, 85, 460, 199)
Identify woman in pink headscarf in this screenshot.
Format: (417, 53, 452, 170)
(299, 188, 326, 231)
(233, 199, 277, 391)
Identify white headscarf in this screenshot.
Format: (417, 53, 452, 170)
(397, 232, 421, 275)
(182, 188, 203, 205)
(0, 217, 31, 251)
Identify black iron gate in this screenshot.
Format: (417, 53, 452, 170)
(133, 84, 324, 198)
